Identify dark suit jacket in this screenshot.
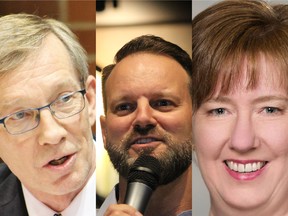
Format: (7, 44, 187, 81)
(0, 163, 28, 216)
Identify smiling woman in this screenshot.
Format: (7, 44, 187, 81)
(192, 0, 288, 215)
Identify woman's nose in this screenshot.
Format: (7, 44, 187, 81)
(230, 113, 259, 153)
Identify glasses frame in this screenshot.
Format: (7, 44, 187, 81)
(0, 89, 86, 135)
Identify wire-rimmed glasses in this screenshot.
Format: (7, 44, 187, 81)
(0, 89, 86, 135)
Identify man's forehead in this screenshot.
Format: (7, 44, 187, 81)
(112, 53, 186, 76)
(104, 52, 189, 98)
(0, 79, 79, 113)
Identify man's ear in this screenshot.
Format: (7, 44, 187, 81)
(85, 75, 96, 126)
(100, 115, 107, 149)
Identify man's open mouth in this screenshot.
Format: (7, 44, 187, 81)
(133, 138, 159, 144)
(48, 155, 70, 166)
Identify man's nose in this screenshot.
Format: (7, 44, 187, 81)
(37, 109, 67, 146)
(132, 99, 157, 133)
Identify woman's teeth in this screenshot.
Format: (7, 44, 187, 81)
(226, 161, 267, 173)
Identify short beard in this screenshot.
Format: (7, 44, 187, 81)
(105, 129, 192, 185)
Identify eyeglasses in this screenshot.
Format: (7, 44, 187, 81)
(0, 89, 86, 135)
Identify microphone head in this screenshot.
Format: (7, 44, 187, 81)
(128, 155, 162, 190)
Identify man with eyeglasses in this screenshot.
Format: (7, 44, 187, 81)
(0, 14, 96, 216)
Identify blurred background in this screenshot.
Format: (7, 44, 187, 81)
(96, 0, 192, 207)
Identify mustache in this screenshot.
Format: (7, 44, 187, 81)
(121, 126, 169, 149)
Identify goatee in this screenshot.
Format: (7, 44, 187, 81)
(105, 128, 192, 185)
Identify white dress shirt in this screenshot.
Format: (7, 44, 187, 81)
(22, 169, 96, 216)
(97, 185, 117, 216)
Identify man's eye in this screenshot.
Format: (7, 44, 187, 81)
(9, 111, 29, 121)
(14, 112, 25, 120)
(151, 100, 175, 111)
(115, 103, 135, 115)
(59, 95, 73, 103)
(154, 100, 172, 107)
(116, 104, 131, 111)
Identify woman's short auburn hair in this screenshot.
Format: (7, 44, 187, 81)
(192, 0, 288, 111)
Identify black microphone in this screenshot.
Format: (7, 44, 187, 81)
(124, 155, 162, 214)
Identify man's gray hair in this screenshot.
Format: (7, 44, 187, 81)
(0, 13, 88, 86)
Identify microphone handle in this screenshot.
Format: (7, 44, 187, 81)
(124, 182, 153, 214)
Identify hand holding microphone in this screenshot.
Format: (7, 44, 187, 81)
(124, 155, 162, 214)
(104, 155, 162, 216)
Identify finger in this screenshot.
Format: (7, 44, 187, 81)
(104, 204, 143, 216)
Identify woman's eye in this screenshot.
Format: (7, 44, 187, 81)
(263, 107, 282, 114)
(209, 108, 227, 116)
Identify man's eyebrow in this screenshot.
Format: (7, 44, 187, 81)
(52, 79, 80, 90)
(0, 98, 24, 116)
(0, 80, 80, 115)
(109, 89, 179, 101)
(1, 98, 21, 108)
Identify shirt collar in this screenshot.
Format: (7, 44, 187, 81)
(22, 169, 96, 216)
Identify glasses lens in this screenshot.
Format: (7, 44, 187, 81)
(51, 91, 85, 119)
(3, 90, 85, 135)
(5, 109, 39, 134)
